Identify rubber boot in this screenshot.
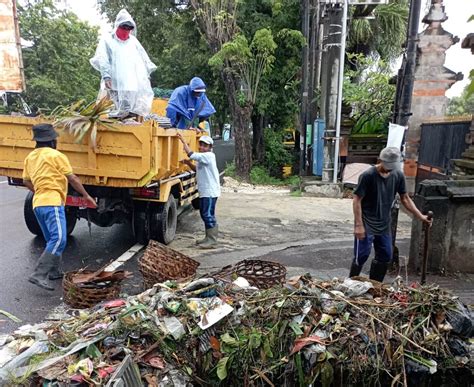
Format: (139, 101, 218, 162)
(369, 260, 389, 283)
(349, 261, 363, 278)
(199, 227, 218, 249)
(48, 255, 64, 280)
(196, 229, 210, 245)
(28, 251, 56, 291)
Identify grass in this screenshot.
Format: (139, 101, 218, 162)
(290, 189, 302, 197)
(224, 162, 301, 188)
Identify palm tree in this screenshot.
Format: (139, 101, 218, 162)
(348, 0, 409, 62)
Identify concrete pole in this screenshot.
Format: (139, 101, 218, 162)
(299, 0, 311, 176)
(332, 0, 348, 184)
(322, 5, 342, 182)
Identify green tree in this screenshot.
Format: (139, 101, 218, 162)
(447, 87, 474, 116)
(235, 0, 303, 164)
(19, 0, 100, 110)
(343, 54, 395, 134)
(189, 0, 254, 179)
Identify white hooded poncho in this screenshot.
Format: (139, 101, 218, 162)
(90, 9, 157, 116)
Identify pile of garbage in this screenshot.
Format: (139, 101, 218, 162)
(0, 274, 472, 386)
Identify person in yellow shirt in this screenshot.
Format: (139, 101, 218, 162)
(23, 124, 97, 291)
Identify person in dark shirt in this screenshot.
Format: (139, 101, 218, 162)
(349, 147, 432, 282)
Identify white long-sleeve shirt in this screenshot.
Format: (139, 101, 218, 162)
(190, 152, 221, 198)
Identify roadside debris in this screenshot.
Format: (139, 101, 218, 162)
(0, 269, 472, 386)
(0, 309, 22, 323)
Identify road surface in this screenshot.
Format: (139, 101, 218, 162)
(0, 177, 137, 333)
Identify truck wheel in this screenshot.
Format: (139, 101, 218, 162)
(25, 192, 78, 237)
(65, 207, 77, 236)
(24, 191, 43, 237)
(150, 196, 177, 245)
(133, 205, 149, 245)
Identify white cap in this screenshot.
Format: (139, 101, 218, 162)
(193, 88, 206, 93)
(199, 135, 213, 145)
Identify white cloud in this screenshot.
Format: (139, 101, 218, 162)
(63, 0, 111, 37)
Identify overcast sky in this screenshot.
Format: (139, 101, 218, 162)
(66, 0, 473, 97)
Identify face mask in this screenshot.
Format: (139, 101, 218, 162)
(116, 27, 131, 41)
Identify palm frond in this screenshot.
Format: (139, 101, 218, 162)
(51, 97, 117, 150)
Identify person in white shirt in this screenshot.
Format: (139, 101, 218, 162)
(177, 133, 221, 248)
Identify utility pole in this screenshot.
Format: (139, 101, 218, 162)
(393, 0, 423, 126)
(299, 0, 310, 175)
(321, 3, 343, 182)
(391, 0, 422, 268)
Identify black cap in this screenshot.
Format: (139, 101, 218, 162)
(32, 124, 58, 142)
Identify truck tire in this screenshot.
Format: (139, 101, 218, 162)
(65, 207, 77, 236)
(24, 192, 77, 237)
(150, 196, 177, 245)
(24, 191, 43, 237)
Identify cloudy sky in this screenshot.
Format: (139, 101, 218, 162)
(66, 0, 473, 97)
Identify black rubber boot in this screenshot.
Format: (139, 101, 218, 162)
(48, 255, 64, 280)
(28, 251, 56, 291)
(369, 260, 389, 282)
(349, 261, 363, 277)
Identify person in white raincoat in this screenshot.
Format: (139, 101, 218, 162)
(90, 9, 157, 117)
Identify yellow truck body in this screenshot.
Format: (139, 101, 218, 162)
(0, 115, 200, 244)
(151, 98, 168, 116)
(0, 115, 197, 187)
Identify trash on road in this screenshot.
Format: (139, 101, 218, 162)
(0, 309, 22, 323)
(0, 269, 472, 386)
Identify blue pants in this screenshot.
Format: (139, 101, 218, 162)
(199, 197, 217, 229)
(353, 232, 392, 266)
(34, 206, 67, 257)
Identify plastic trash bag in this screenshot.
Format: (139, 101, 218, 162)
(163, 317, 185, 340)
(336, 278, 373, 297)
(446, 301, 473, 338)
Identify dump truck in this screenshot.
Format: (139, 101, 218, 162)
(0, 115, 200, 244)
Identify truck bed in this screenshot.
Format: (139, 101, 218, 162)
(0, 115, 196, 187)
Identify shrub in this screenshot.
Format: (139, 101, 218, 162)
(263, 127, 292, 177)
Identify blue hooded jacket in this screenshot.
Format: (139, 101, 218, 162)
(166, 77, 216, 129)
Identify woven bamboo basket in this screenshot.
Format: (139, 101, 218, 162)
(214, 259, 287, 289)
(139, 240, 200, 289)
(63, 271, 122, 309)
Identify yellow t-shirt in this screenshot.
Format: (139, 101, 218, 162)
(22, 147, 73, 208)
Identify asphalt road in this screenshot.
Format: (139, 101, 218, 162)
(0, 178, 137, 333)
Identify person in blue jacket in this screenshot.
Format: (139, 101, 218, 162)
(166, 77, 216, 129)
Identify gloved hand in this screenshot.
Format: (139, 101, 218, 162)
(104, 78, 112, 89)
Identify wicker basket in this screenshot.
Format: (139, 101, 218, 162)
(139, 240, 200, 289)
(214, 259, 287, 289)
(63, 271, 122, 309)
